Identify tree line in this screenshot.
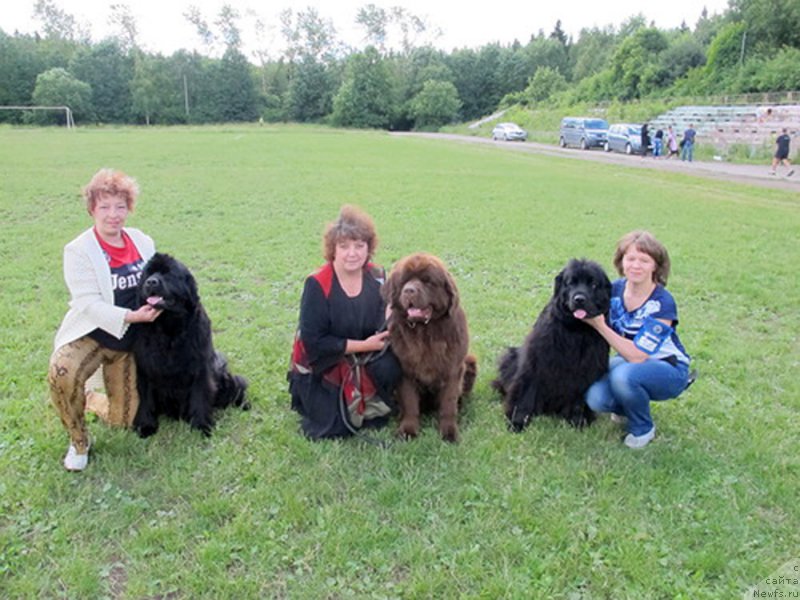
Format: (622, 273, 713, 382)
(1, 0, 798, 129)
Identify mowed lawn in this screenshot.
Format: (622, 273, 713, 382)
(0, 125, 798, 599)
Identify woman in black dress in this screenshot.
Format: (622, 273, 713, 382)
(288, 205, 401, 439)
(640, 123, 650, 157)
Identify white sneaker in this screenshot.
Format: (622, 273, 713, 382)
(624, 426, 655, 449)
(64, 441, 90, 471)
(610, 413, 626, 424)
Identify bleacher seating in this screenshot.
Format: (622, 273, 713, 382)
(649, 104, 800, 155)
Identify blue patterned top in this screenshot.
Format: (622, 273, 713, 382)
(608, 279, 690, 365)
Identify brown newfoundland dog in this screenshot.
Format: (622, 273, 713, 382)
(383, 253, 477, 442)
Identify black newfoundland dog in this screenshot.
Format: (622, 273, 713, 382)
(132, 253, 249, 437)
(492, 259, 611, 431)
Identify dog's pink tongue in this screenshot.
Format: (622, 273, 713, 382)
(147, 296, 163, 307)
(407, 308, 425, 319)
(573, 309, 587, 319)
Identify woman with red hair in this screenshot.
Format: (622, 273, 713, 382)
(48, 169, 161, 471)
(288, 205, 401, 439)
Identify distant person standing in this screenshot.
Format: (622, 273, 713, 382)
(653, 127, 664, 158)
(769, 128, 794, 177)
(681, 124, 696, 162)
(640, 123, 650, 158)
(666, 126, 679, 159)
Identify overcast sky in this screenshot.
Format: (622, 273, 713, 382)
(3, 0, 731, 56)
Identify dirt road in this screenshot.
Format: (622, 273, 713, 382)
(390, 132, 800, 193)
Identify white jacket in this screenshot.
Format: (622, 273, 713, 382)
(53, 227, 156, 350)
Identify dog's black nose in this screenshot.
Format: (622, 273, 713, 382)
(143, 275, 160, 291)
(572, 293, 587, 306)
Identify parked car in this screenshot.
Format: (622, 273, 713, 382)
(559, 117, 609, 149)
(605, 123, 645, 154)
(492, 122, 528, 141)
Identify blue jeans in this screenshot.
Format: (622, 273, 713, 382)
(681, 140, 694, 161)
(653, 139, 662, 157)
(585, 356, 690, 436)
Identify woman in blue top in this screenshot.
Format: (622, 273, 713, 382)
(581, 231, 691, 448)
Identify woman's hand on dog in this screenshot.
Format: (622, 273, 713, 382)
(346, 330, 389, 353)
(578, 314, 605, 330)
(125, 305, 162, 323)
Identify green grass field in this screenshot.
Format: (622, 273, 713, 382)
(1, 124, 798, 599)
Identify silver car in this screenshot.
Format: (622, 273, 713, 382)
(492, 122, 528, 141)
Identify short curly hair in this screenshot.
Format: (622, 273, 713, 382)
(83, 168, 139, 214)
(322, 205, 378, 263)
(613, 230, 671, 286)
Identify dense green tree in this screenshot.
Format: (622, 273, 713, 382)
(259, 58, 291, 121)
(737, 46, 800, 92)
(524, 66, 568, 104)
(389, 46, 451, 129)
(549, 20, 569, 46)
(168, 50, 206, 123)
(396, 46, 452, 98)
(448, 45, 506, 120)
(729, 0, 800, 54)
(332, 47, 395, 128)
(525, 36, 571, 82)
(287, 55, 336, 121)
(407, 79, 461, 129)
(692, 9, 726, 46)
(31, 67, 92, 123)
(0, 33, 44, 116)
(211, 48, 260, 122)
(566, 69, 615, 103)
(496, 47, 534, 96)
(610, 28, 669, 99)
(0, 0, 797, 128)
(705, 22, 747, 73)
(570, 26, 618, 82)
(131, 54, 180, 125)
(659, 34, 706, 83)
(69, 40, 134, 122)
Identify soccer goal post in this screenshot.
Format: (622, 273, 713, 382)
(0, 105, 75, 128)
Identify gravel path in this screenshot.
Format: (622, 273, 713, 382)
(390, 132, 800, 193)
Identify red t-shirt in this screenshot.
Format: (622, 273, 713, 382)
(89, 229, 146, 350)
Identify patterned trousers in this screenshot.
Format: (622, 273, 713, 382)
(48, 336, 140, 452)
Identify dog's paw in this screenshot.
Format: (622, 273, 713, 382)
(233, 383, 250, 410)
(134, 423, 158, 438)
(508, 408, 531, 433)
(396, 421, 419, 440)
(191, 419, 214, 437)
(568, 407, 595, 429)
(439, 423, 459, 443)
(507, 419, 525, 433)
